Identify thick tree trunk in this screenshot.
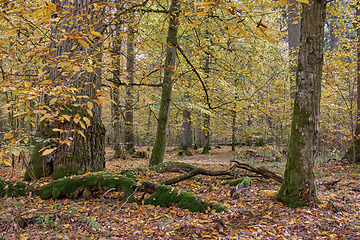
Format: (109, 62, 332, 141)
(150, 0, 180, 166)
(277, 0, 326, 207)
(125, 26, 135, 154)
(287, 0, 300, 93)
(25, 0, 105, 180)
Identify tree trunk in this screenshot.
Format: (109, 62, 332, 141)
(231, 108, 236, 152)
(202, 113, 210, 154)
(276, 0, 326, 207)
(125, 26, 135, 154)
(287, 0, 301, 94)
(112, 21, 123, 158)
(344, 0, 360, 163)
(25, 0, 106, 180)
(181, 90, 192, 151)
(149, 0, 180, 166)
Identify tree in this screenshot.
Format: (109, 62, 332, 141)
(25, 0, 106, 180)
(277, 0, 326, 207)
(342, 0, 360, 163)
(124, 25, 136, 154)
(149, 0, 180, 166)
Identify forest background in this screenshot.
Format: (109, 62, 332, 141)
(0, 0, 356, 166)
(0, 0, 360, 238)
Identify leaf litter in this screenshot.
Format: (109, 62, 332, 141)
(0, 146, 359, 239)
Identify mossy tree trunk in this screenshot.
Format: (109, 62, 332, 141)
(125, 25, 135, 154)
(25, 0, 106, 180)
(276, 0, 326, 207)
(150, 0, 180, 166)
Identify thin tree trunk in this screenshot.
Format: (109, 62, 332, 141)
(181, 90, 192, 151)
(112, 21, 123, 158)
(277, 0, 326, 207)
(149, 0, 180, 166)
(202, 113, 210, 154)
(125, 26, 135, 154)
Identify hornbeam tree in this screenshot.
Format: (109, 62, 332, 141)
(149, 0, 180, 166)
(276, 0, 326, 207)
(25, 0, 106, 180)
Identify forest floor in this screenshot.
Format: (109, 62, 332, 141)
(0, 146, 359, 239)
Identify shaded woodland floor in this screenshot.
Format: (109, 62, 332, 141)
(0, 146, 359, 239)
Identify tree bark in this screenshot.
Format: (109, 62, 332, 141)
(112, 20, 123, 158)
(180, 89, 192, 154)
(149, 0, 180, 166)
(25, 0, 106, 180)
(287, 0, 301, 94)
(125, 26, 135, 154)
(277, 0, 326, 207)
(202, 113, 210, 154)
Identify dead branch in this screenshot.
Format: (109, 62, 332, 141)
(230, 160, 283, 183)
(160, 168, 233, 185)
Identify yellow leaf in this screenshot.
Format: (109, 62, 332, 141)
(24, 81, 31, 88)
(78, 39, 89, 48)
(4, 158, 12, 167)
(91, 31, 103, 38)
(12, 150, 20, 157)
(79, 120, 86, 129)
(74, 114, 81, 124)
(49, 98, 57, 105)
(73, 65, 80, 72)
(83, 117, 91, 127)
(279, 0, 287, 7)
(4, 132, 13, 140)
(77, 130, 86, 139)
(42, 147, 57, 156)
(62, 115, 71, 121)
(297, 0, 309, 3)
(3, 29, 18, 38)
(87, 101, 93, 110)
(86, 66, 94, 73)
(86, 109, 93, 117)
(238, 27, 248, 42)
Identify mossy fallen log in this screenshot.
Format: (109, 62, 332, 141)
(37, 172, 136, 200)
(142, 182, 226, 213)
(0, 172, 227, 213)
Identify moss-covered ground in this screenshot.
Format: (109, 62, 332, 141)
(0, 146, 359, 239)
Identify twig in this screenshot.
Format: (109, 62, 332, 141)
(115, 187, 139, 214)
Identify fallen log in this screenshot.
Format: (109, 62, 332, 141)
(0, 172, 227, 213)
(230, 160, 283, 183)
(160, 168, 233, 185)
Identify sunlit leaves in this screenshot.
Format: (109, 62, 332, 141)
(42, 147, 57, 156)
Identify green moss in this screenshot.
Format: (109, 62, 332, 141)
(224, 177, 252, 186)
(37, 172, 136, 200)
(0, 179, 33, 197)
(149, 162, 195, 173)
(276, 93, 320, 207)
(143, 183, 227, 213)
(120, 168, 148, 178)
